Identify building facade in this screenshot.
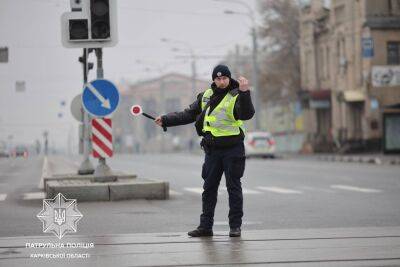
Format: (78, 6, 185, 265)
(113, 73, 209, 153)
(299, 0, 400, 152)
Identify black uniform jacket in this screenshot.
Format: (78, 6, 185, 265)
(161, 78, 255, 148)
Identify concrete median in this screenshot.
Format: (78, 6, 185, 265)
(41, 156, 169, 201)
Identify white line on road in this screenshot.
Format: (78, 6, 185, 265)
(214, 221, 262, 226)
(257, 186, 303, 194)
(184, 187, 203, 194)
(0, 194, 7, 201)
(169, 190, 183, 196)
(185, 187, 262, 195)
(219, 187, 262, 194)
(330, 184, 382, 193)
(298, 186, 335, 193)
(22, 192, 46, 200)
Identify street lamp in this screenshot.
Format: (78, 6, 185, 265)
(161, 38, 197, 100)
(214, 0, 261, 130)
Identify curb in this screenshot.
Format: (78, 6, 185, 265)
(317, 155, 400, 165)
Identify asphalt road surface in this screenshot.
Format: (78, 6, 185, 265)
(0, 153, 399, 237)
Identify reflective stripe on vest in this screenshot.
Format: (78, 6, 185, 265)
(201, 88, 244, 137)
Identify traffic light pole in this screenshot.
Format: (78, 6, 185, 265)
(93, 48, 114, 180)
(78, 48, 95, 175)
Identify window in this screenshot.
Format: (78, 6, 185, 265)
(326, 47, 330, 79)
(0, 47, 8, 63)
(337, 37, 346, 74)
(387, 42, 400, 65)
(334, 5, 345, 25)
(319, 47, 324, 80)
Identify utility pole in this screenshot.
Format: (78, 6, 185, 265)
(191, 59, 197, 100)
(251, 27, 261, 130)
(93, 48, 113, 178)
(78, 48, 94, 175)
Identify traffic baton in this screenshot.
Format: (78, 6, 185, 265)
(130, 105, 167, 132)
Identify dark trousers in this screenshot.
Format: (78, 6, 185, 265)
(199, 142, 246, 229)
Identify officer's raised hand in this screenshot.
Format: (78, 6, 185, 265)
(238, 76, 249, 92)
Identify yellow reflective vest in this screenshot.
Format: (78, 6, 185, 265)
(201, 88, 245, 137)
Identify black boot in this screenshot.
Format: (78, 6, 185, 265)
(188, 227, 213, 237)
(229, 227, 241, 237)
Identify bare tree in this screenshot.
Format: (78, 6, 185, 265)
(257, 0, 301, 103)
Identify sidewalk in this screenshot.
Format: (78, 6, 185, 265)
(1, 227, 400, 266)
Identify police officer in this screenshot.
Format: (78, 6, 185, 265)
(155, 65, 255, 237)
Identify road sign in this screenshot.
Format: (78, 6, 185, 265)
(92, 118, 113, 158)
(362, 37, 374, 58)
(82, 79, 119, 117)
(71, 94, 83, 122)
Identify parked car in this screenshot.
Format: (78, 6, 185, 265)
(0, 147, 10, 158)
(244, 131, 276, 158)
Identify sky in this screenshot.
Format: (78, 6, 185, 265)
(0, 0, 259, 152)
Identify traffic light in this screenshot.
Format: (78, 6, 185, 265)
(69, 19, 89, 40)
(90, 0, 110, 40)
(61, 0, 117, 48)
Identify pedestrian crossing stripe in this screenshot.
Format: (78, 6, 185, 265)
(184, 188, 203, 194)
(219, 187, 262, 194)
(213, 221, 262, 226)
(169, 190, 183, 196)
(330, 185, 382, 193)
(22, 192, 46, 200)
(257, 186, 303, 194)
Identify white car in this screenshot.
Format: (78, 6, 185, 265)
(244, 132, 276, 158)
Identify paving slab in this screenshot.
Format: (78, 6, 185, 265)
(0, 227, 399, 266)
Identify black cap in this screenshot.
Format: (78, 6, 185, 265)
(212, 64, 231, 80)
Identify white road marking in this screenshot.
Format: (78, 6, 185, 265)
(242, 188, 262, 194)
(214, 221, 262, 226)
(169, 190, 183, 196)
(22, 192, 46, 200)
(257, 186, 303, 194)
(219, 186, 262, 194)
(185, 186, 262, 195)
(298, 186, 335, 193)
(184, 187, 226, 194)
(0, 194, 7, 201)
(330, 184, 382, 193)
(184, 187, 203, 194)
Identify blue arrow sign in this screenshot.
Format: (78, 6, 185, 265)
(82, 79, 119, 117)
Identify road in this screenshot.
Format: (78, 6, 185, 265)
(0, 153, 399, 237)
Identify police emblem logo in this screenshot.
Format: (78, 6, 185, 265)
(217, 72, 222, 77)
(37, 193, 83, 239)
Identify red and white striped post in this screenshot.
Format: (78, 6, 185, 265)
(91, 117, 116, 181)
(92, 118, 113, 158)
